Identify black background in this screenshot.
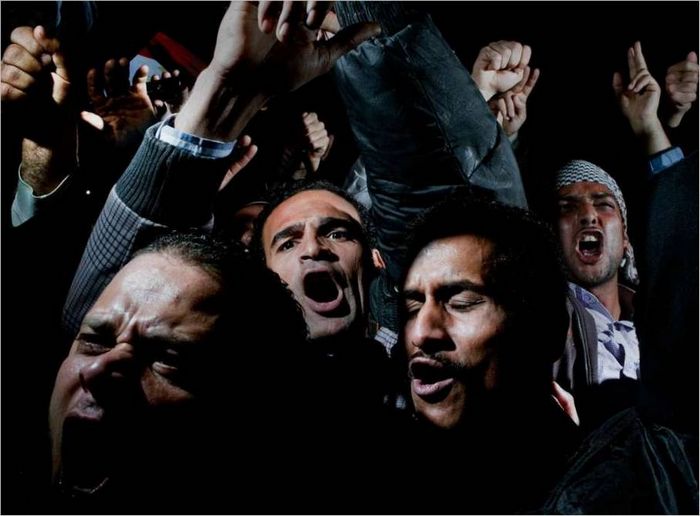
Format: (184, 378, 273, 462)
(1, 2, 698, 512)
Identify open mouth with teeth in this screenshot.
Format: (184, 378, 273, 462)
(302, 271, 345, 314)
(409, 360, 456, 401)
(576, 232, 603, 263)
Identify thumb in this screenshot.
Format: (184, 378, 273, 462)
(688, 51, 698, 64)
(326, 22, 381, 64)
(80, 110, 105, 131)
(612, 71, 625, 96)
(51, 68, 71, 105)
(33, 25, 60, 55)
(51, 49, 70, 82)
(132, 64, 149, 96)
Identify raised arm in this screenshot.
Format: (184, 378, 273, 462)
(489, 65, 540, 141)
(174, 1, 379, 141)
(612, 41, 671, 156)
(80, 57, 157, 148)
(2, 25, 77, 225)
(471, 40, 532, 102)
(332, 3, 528, 290)
(664, 51, 698, 129)
(63, 1, 379, 335)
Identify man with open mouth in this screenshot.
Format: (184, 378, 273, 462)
(49, 231, 315, 512)
(398, 193, 579, 513)
(554, 159, 642, 428)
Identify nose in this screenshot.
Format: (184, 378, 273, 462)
(408, 301, 450, 354)
(79, 343, 137, 402)
(578, 202, 599, 226)
(300, 234, 336, 261)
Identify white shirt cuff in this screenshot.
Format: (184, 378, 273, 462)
(11, 165, 73, 227)
(155, 116, 236, 159)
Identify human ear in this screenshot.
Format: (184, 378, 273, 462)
(371, 248, 386, 270)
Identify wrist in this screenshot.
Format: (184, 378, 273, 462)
(631, 118, 671, 156)
(478, 86, 495, 102)
(21, 130, 77, 195)
(629, 115, 663, 138)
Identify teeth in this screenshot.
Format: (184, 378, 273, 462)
(581, 234, 599, 242)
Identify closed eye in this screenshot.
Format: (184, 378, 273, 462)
(558, 202, 575, 213)
(147, 343, 188, 379)
(152, 359, 181, 378)
(447, 299, 484, 312)
(595, 202, 615, 210)
(404, 300, 423, 319)
(76, 332, 114, 355)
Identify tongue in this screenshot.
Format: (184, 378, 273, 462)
(304, 272, 339, 303)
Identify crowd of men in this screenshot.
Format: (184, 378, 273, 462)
(2, 1, 698, 513)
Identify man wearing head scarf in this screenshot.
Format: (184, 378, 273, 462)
(553, 159, 641, 430)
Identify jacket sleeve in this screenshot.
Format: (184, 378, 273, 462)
(333, 8, 527, 284)
(62, 124, 229, 336)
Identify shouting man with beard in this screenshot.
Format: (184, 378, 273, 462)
(397, 193, 579, 514)
(553, 160, 641, 429)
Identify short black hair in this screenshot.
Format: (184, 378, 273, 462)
(249, 179, 378, 274)
(401, 190, 569, 393)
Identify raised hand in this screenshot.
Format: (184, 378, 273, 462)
(665, 51, 698, 128)
(175, 1, 380, 142)
(80, 57, 157, 148)
(471, 40, 532, 102)
(149, 69, 190, 119)
(489, 66, 540, 138)
(301, 111, 332, 172)
(2, 25, 77, 195)
(613, 41, 670, 154)
(1, 26, 72, 140)
(612, 41, 663, 136)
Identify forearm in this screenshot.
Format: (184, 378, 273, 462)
(20, 131, 77, 195)
(115, 123, 232, 227)
(334, 14, 526, 283)
(631, 118, 672, 156)
(63, 122, 231, 335)
(63, 190, 167, 336)
(174, 67, 268, 142)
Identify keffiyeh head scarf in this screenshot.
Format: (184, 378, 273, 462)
(556, 160, 639, 286)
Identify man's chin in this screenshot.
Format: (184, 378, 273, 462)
(57, 464, 112, 498)
(570, 263, 616, 288)
(307, 313, 356, 341)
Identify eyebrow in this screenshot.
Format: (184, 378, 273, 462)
(271, 222, 305, 248)
(270, 216, 363, 248)
(558, 192, 616, 203)
(403, 280, 489, 301)
(317, 217, 363, 238)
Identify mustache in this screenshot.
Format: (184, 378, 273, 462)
(407, 352, 465, 380)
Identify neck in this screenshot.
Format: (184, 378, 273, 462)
(588, 276, 621, 320)
(309, 327, 365, 358)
